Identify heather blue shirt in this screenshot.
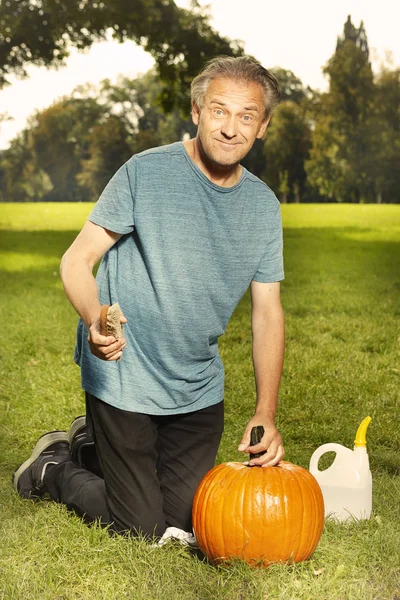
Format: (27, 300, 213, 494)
(74, 142, 284, 415)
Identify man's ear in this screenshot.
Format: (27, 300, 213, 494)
(256, 116, 271, 139)
(191, 101, 200, 125)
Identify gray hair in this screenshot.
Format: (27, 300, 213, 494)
(190, 56, 281, 119)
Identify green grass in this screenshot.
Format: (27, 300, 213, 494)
(1, 202, 399, 599)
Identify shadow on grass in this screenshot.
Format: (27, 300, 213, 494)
(281, 227, 400, 313)
(0, 230, 93, 293)
(283, 226, 400, 279)
(229, 226, 400, 325)
(0, 229, 78, 260)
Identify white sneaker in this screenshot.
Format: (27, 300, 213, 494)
(156, 526, 198, 548)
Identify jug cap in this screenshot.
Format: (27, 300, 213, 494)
(354, 416, 372, 447)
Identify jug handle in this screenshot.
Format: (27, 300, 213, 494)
(309, 443, 346, 473)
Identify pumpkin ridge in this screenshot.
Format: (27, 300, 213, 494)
(235, 465, 252, 562)
(295, 467, 307, 561)
(203, 465, 226, 559)
(308, 467, 324, 558)
(303, 471, 316, 558)
(278, 464, 296, 562)
(220, 466, 237, 562)
(277, 465, 291, 562)
(295, 466, 313, 561)
(295, 467, 323, 560)
(296, 469, 312, 560)
(245, 466, 259, 564)
(240, 466, 247, 562)
(218, 464, 244, 562)
(196, 468, 213, 559)
(211, 465, 230, 561)
(306, 468, 324, 557)
(304, 467, 320, 558)
(205, 470, 218, 560)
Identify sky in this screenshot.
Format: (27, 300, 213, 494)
(0, 0, 399, 149)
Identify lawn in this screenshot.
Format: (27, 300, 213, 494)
(0, 202, 399, 600)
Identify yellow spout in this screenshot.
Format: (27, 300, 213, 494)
(354, 416, 372, 447)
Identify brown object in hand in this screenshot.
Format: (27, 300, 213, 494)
(100, 303, 123, 340)
(250, 425, 267, 459)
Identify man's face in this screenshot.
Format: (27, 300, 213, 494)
(192, 77, 269, 168)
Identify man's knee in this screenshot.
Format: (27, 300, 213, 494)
(107, 495, 166, 539)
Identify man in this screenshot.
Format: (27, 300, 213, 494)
(13, 56, 285, 540)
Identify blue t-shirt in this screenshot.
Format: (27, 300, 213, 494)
(74, 142, 284, 415)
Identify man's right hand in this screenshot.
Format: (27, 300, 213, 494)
(88, 318, 127, 361)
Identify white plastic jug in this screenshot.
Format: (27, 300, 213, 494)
(309, 416, 372, 522)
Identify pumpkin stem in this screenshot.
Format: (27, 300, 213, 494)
(250, 426, 267, 459)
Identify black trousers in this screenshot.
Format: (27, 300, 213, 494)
(45, 393, 224, 538)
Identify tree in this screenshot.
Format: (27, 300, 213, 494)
(76, 71, 195, 198)
(100, 70, 195, 144)
(263, 101, 311, 202)
(77, 116, 133, 199)
(0, 68, 199, 201)
(279, 170, 289, 204)
(325, 16, 374, 129)
(0, 0, 243, 112)
(29, 96, 106, 201)
(270, 68, 311, 104)
(242, 69, 311, 182)
(305, 109, 348, 201)
(368, 67, 400, 203)
(0, 129, 52, 201)
(306, 16, 376, 202)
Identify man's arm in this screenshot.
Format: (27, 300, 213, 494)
(60, 220, 127, 361)
(237, 280, 285, 466)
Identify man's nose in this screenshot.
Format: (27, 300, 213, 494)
(221, 115, 238, 138)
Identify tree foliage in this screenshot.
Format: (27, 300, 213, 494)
(77, 115, 133, 199)
(0, 129, 52, 201)
(0, 0, 243, 112)
(370, 67, 400, 202)
(30, 96, 107, 201)
(325, 16, 374, 129)
(305, 15, 395, 203)
(0, 71, 194, 201)
(263, 101, 311, 202)
(270, 68, 311, 104)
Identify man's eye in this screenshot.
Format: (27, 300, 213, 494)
(242, 115, 253, 122)
(214, 109, 224, 116)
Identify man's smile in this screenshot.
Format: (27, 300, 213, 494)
(215, 139, 241, 147)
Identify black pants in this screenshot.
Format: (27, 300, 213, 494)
(45, 393, 224, 538)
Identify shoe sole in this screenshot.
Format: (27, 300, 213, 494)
(67, 415, 86, 444)
(13, 430, 69, 492)
(68, 416, 101, 476)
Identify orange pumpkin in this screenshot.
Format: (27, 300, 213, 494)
(192, 460, 324, 566)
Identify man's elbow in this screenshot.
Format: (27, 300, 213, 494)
(59, 250, 68, 282)
(252, 303, 284, 331)
(59, 248, 82, 282)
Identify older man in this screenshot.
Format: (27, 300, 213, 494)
(14, 56, 285, 539)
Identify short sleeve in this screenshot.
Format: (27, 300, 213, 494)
(88, 160, 135, 235)
(252, 204, 284, 283)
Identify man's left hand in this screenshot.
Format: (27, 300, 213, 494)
(237, 416, 285, 467)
